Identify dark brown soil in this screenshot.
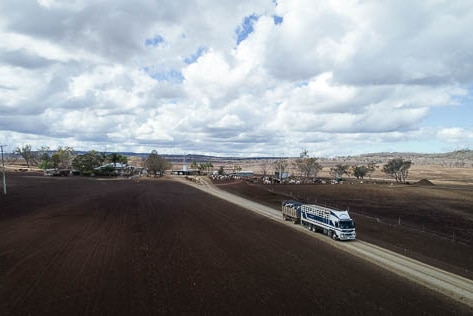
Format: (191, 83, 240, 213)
(214, 180, 473, 280)
(0, 173, 471, 315)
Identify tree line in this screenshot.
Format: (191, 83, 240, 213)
(10, 144, 413, 183)
(11, 144, 170, 177)
(261, 150, 412, 184)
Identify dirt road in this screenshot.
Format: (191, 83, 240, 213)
(180, 176, 473, 309)
(0, 173, 471, 315)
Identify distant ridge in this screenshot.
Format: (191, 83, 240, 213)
(12, 149, 472, 165)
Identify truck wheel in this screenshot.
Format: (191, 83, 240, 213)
(331, 232, 337, 240)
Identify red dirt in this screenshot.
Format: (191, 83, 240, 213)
(0, 172, 471, 315)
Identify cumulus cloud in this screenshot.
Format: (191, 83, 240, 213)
(1, 0, 472, 156)
(437, 128, 473, 143)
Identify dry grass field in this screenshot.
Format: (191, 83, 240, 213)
(407, 165, 473, 185)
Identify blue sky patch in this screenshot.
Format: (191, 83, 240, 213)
(294, 81, 308, 88)
(143, 67, 184, 83)
(184, 47, 207, 64)
(425, 103, 473, 128)
(424, 86, 473, 128)
(236, 14, 259, 45)
(273, 15, 283, 25)
(145, 35, 165, 47)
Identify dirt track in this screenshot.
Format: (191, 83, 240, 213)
(212, 178, 473, 278)
(181, 176, 473, 308)
(0, 173, 472, 315)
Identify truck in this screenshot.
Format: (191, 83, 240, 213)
(282, 200, 356, 241)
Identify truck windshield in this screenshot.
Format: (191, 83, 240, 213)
(340, 220, 354, 229)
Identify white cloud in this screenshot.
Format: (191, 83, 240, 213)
(1, 0, 473, 157)
(437, 128, 473, 143)
(209, 114, 244, 129)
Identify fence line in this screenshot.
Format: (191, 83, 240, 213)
(272, 190, 472, 246)
(349, 211, 471, 246)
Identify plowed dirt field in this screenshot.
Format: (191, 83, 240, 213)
(0, 172, 471, 315)
(212, 178, 473, 279)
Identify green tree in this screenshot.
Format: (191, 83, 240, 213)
(15, 144, 37, 167)
(71, 151, 103, 175)
(206, 161, 214, 174)
(197, 161, 213, 175)
(352, 165, 368, 180)
(51, 146, 75, 169)
(197, 163, 205, 174)
(233, 164, 242, 174)
(37, 146, 54, 170)
(107, 153, 128, 167)
(330, 164, 349, 181)
(145, 150, 171, 177)
(383, 158, 412, 183)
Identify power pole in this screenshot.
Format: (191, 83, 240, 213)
(1, 145, 6, 196)
(279, 153, 283, 183)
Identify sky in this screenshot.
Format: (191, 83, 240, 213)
(1, 0, 473, 157)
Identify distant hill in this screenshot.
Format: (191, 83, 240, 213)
(112, 150, 473, 167)
(5, 149, 472, 168)
(353, 150, 473, 167)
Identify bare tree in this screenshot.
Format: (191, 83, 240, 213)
(383, 158, 412, 183)
(295, 150, 323, 179)
(15, 144, 36, 167)
(38, 146, 54, 170)
(259, 159, 272, 178)
(274, 158, 288, 181)
(145, 150, 171, 177)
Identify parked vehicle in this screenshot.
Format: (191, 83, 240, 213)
(282, 200, 356, 240)
(44, 168, 70, 176)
